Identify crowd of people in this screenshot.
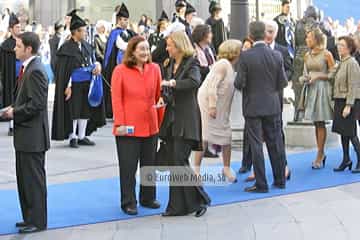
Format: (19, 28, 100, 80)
(1, 0, 360, 235)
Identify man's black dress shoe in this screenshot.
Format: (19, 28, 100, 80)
(19, 225, 45, 234)
(8, 128, 13, 136)
(122, 206, 138, 215)
(238, 166, 250, 174)
(15, 222, 28, 228)
(195, 206, 207, 217)
(244, 185, 269, 193)
(161, 211, 178, 217)
(69, 139, 79, 148)
(272, 183, 286, 189)
(140, 200, 161, 209)
(78, 137, 95, 146)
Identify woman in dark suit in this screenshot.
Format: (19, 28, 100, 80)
(160, 31, 211, 217)
(111, 36, 162, 215)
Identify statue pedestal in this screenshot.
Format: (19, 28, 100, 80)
(285, 121, 340, 148)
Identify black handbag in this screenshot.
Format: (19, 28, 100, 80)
(161, 86, 174, 105)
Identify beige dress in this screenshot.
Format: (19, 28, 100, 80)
(300, 50, 333, 121)
(198, 59, 236, 145)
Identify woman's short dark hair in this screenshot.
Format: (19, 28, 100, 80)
(339, 36, 356, 55)
(192, 24, 212, 44)
(122, 36, 152, 67)
(242, 37, 254, 46)
(18, 32, 40, 54)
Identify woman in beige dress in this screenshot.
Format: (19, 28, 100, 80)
(299, 28, 335, 169)
(194, 39, 242, 182)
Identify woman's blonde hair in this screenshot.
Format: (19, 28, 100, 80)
(217, 39, 243, 61)
(168, 31, 195, 58)
(308, 28, 327, 49)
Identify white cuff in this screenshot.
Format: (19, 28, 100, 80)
(67, 77, 72, 88)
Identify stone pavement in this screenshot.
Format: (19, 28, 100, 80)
(0, 92, 359, 240)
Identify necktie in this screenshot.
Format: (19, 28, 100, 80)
(18, 65, 24, 83)
(285, 20, 294, 58)
(204, 48, 214, 66)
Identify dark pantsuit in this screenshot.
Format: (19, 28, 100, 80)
(115, 135, 157, 209)
(245, 115, 286, 190)
(165, 138, 211, 215)
(16, 151, 47, 229)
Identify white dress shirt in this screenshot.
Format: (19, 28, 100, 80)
(22, 56, 37, 72)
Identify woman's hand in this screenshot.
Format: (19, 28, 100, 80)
(308, 72, 318, 84)
(116, 126, 127, 136)
(168, 79, 176, 87)
(209, 107, 217, 119)
(92, 62, 102, 75)
(342, 105, 351, 118)
(161, 80, 170, 87)
(64, 87, 72, 101)
(161, 79, 176, 88)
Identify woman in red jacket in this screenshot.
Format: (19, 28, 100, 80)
(112, 36, 162, 215)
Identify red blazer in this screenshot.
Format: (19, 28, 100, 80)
(111, 63, 163, 137)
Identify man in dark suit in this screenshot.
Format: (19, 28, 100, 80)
(2, 32, 50, 234)
(265, 20, 293, 81)
(234, 21, 288, 193)
(239, 20, 293, 181)
(49, 21, 64, 73)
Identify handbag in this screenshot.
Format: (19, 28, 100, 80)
(88, 74, 104, 107)
(297, 83, 308, 111)
(161, 86, 174, 105)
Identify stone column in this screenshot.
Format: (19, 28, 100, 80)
(230, 0, 249, 40)
(29, 0, 73, 27)
(230, 0, 249, 146)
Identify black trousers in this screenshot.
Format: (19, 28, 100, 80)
(15, 151, 47, 229)
(242, 115, 287, 169)
(115, 135, 157, 209)
(245, 115, 286, 189)
(165, 138, 211, 215)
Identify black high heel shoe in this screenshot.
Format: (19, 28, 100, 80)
(195, 205, 207, 217)
(334, 160, 352, 172)
(352, 162, 360, 173)
(312, 156, 327, 169)
(286, 169, 291, 181)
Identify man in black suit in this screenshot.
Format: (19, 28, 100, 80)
(49, 21, 64, 73)
(265, 20, 293, 81)
(239, 20, 293, 181)
(2, 32, 50, 234)
(234, 21, 288, 193)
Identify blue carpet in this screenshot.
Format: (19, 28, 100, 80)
(1, 148, 360, 235)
